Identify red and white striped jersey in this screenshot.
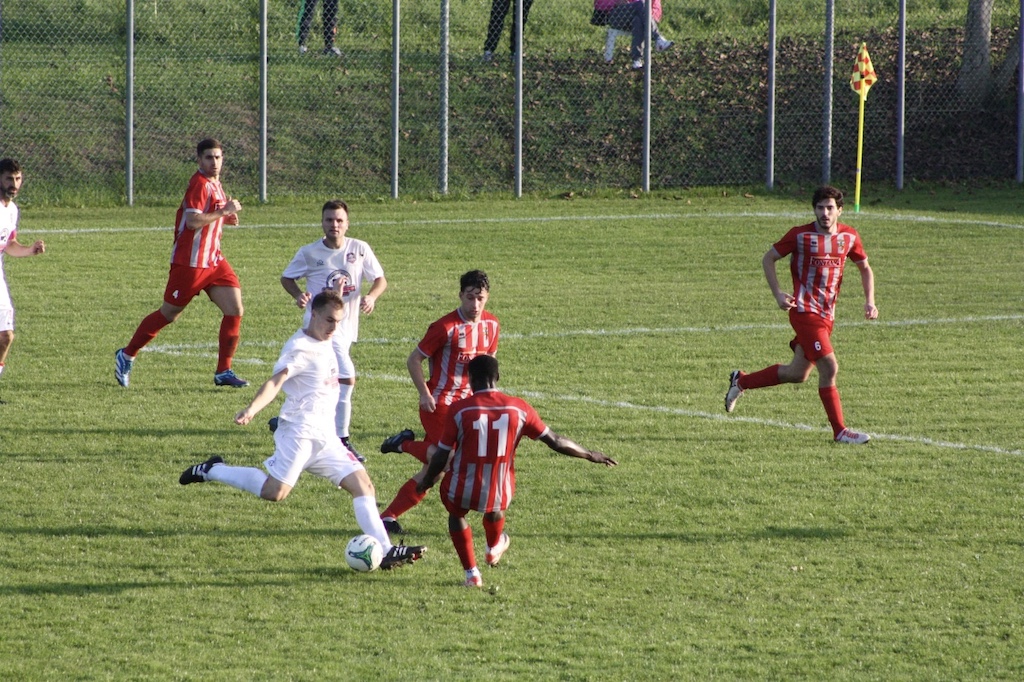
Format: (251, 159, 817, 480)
(773, 222, 868, 321)
(417, 309, 500, 408)
(171, 171, 228, 268)
(438, 389, 549, 513)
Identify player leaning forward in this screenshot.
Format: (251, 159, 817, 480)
(725, 185, 878, 444)
(179, 291, 426, 570)
(275, 199, 387, 461)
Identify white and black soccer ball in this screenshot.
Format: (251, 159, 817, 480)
(345, 534, 383, 572)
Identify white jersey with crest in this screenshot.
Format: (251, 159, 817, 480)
(0, 199, 20, 310)
(281, 237, 383, 342)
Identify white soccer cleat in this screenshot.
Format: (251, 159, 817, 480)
(725, 370, 744, 413)
(834, 428, 870, 445)
(485, 532, 511, 567)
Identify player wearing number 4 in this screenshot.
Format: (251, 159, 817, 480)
(416, 355, 617, 588)
(115, 138, 248, 389)
(725, 185, 878, 445)
(178, 291, 426, 571)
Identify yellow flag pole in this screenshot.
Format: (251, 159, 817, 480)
(854, 88, 866, 213)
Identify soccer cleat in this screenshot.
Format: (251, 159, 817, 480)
(380, 429, 415, 454)
(464, 572, 483, 588)
(379, 542, 426, 570)
(835, 428, 870, 445)
(655, 37, 675, 52)
(485, 532, 511, 567)
(114, 348, 135, 387)
(323, 46, 341, 57)
(179, 455, 224, 485)
(381, 517, 406, 535)
(268, 417, 279, 433)
(725, 370, 744, 413)
(214, 369, 249, 388)
(341, 436, 366, 463)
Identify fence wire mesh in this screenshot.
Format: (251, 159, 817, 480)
(0, 0, 1019, 202)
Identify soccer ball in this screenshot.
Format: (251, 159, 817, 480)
(345, 534, 383, 572)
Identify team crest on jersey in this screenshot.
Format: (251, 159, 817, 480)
(346, 252, 357, 264)
(326, 268, 356, 297)
(0, 227, 9, 246)
(316, 259, 325, 267)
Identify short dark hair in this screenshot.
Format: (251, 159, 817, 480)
(0, 159, 22, 175)
(460, 270, 490, 293)
(197, 138, 223, 156)
(812, 185, 844, 209)
(322, 199, 349, 216)
(468, 354, 499, 387)
(311, 289, 345, 313)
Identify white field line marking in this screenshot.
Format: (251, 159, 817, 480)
(144, 311, 1023, 457)
(22, 210, 1024, 235)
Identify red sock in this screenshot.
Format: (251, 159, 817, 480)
(449, 526, 477, 571)
(381, 477, 428, 520)
(125, 310, 173, 357)
(217, 315, 242, 374)
(483, 515, 506, 549)
(819, 385, 845, 437)
(402, 440, 431, 464)
(739, 364, 782, 390)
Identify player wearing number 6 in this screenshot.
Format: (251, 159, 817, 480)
(417, 355, 617, 588)
(724, 185, 878, 444)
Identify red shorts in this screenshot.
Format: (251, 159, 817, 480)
(163, 260, 240, 306)
(789, 310, 834, 361)
(411, 403, 452, 464)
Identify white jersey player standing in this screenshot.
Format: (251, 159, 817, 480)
(178, 290, 425, 571)
(0, 158, 46, 397)
(277, 199, 387, 461)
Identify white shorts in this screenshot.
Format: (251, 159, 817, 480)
(264, 421, 363, 488)
(0, 306, 13, 333)
(332, 332, 355, 379)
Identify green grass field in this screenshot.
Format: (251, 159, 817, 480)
(1, 188, 1022, 679)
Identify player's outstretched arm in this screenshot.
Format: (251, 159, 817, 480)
(5, 238, 45, 257)
(539, 431, 617, 467)
(235, 370, 288, 425)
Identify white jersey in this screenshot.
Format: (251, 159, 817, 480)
(272, 328, 341, 440)
(281, 237, 384, 342)
(0, 199, 20, 310)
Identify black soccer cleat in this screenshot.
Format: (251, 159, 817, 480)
(179, 455, 224, 485)
(380, 429, 415, 454)
(380, 542, 426, 570)
(381, 517, 406, 536)
(341, 436, 366, 463)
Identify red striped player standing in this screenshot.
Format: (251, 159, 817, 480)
(416, 355, 617, 588)
(378, 270, 499, 534)
(115, 138, 248, 389)
(725, 185, 878, 444)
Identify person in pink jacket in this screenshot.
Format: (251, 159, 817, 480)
(599, 0, 673, 68)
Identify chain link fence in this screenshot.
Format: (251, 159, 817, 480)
(0, 0, 1019, 203)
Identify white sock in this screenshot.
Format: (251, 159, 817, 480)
(335, 383, 354, 439)
(206, 465, 268, 497)
(0, 364, 5, 377)
(352, 495, 392, 552)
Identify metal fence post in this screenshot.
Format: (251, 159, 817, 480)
(392, 0, 401, 198)
(126, 0, 134, 206)
(766, 0, 776, 191)
(439, 0, 450, 195)
(259, 0, 268, 203)
(822, 0, 835, 185)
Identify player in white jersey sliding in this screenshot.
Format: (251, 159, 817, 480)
(0, 159, 46, 399)
(178, 290, 425, 570)
(725, 185, 878, 444)
(270, 199, 388, 462)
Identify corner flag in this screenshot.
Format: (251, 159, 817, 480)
(850, 43, 877, 212)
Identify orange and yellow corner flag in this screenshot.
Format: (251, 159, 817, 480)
(850, 42, 877, 98)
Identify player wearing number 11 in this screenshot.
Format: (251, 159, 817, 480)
(416, 355, 617, 588)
